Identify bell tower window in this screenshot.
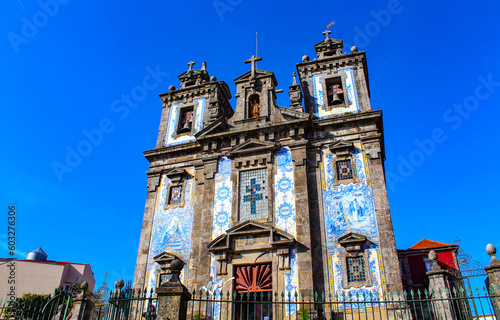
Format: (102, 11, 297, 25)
(326, 77, 345, 106)
(178, 107, 194, 134)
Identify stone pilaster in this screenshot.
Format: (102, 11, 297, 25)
(368, 153, 403, 292)
(307, 148, 326, 295)
(290, 144, 314, 294)
(188, 158, 217, 291)
(134, 173, 161, 289)
(485, 244, 500, 319)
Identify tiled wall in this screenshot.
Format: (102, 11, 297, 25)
(145, 171, 196, 293)
(321, 142, 386, 301)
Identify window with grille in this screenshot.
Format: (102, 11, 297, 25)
(239, 169, 268, 221)
(336, 159, 353, 180)
(347, 256, 366, 283)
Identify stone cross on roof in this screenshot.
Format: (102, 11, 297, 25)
(244, 55, 262, 79)
(323, 21, 335, 40)
(187, 61, 195, 71)
(323, 29, 331, 39)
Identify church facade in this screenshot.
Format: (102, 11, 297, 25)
(133, 32, 403, 302)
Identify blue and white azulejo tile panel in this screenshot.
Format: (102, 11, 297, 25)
(165, 98, 206, 146)
(274, 147, 298, 314)
(274, 147, 296, 237)
(145, 171, 196, 293)
(212, 157, 232, 240)
(312, 72, 327, 117)
(320, 143, 384, 299)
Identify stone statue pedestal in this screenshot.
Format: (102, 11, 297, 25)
(156, 285, 191, 320)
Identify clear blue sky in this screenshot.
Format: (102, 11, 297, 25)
(1, 0, 499, 291)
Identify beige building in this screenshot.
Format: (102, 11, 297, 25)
(0, 248, 95, 298)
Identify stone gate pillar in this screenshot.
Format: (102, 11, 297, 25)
(156, 258, 191, 320)
(485, 243, 500, 319)
(426, 250, 453, 320)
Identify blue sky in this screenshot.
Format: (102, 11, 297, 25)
(1, 0, 499, 290)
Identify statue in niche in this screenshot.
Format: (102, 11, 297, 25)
(250, 95, 260, 118)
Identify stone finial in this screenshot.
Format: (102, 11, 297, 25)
(210, 76, 217, 82)
(80, 281, 89, 291)
(201, 61, 207, 71)
(115, 279, 124, 289)
(75, 281, 89, 300)
(160, 258, 185, 286)
(292, 72, 297, 86)
(428, 250, 441, 271)
(169, 85, 176, 92)
(351, 46, 358, 53)
(487, 244, 500, 267)
(302, 55, 309, 63)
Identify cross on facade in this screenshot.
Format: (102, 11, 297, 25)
(243, 178, 263, 215)
(187, 61, 195, 71)
(244, 55, 262, 78)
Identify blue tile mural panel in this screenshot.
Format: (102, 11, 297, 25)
(320, 142, 386, 301)
(274, 147, 298, 316)
(274, 147, 296, 237)
(209, 157, 233, 320)
(312, 68, 360, 118)
(165, 98, 206, 146)
(145, 170, 196, 293)
(212, 157, 232, 240)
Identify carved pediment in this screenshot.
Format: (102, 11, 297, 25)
(234, 70, 277, 84)
(207, 220, 295, 253)
(338, 232, 367, 253)
(154, 252, 185, 271)
(194, 116, 229, 138)
(279, 107, 310, 121)
(329, 140, 354, 156)
(228, 139, 278, 156)
(153, 252, 182, 263)
(165, 168, 188, 184)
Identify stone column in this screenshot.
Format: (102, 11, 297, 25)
(426, 250, 453, 320)
(157, 259, 192, 320)
(485, 243, 500, 319)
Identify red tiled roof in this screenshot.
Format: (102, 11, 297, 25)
(17, 259, 84, 266)
(408, 239, 454, 250)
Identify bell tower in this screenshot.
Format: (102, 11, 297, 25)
(230, 55, 283, 128)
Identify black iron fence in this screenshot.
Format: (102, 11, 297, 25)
(0, 291, 72, 320)
(99, 284, 499, 320)
(187, 285, 499, 320)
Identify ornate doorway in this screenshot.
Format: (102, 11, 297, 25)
(234, 264, 273, 320)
